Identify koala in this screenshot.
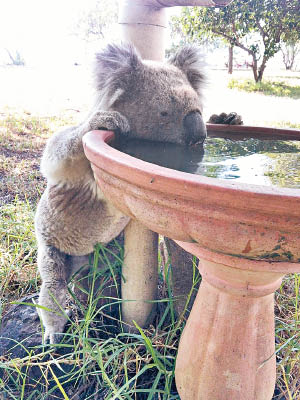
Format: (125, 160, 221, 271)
(35, 43, 206, 343)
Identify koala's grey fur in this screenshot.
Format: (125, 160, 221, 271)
(35, 43, 206, 343)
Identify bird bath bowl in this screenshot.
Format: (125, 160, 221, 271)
(83, 125, 300, 400)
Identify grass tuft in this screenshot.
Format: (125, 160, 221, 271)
(0, 199, 39, 304)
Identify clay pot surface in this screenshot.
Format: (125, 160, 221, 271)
(83, 126, 300, 268)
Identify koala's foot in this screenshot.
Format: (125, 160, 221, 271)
(37, 245, 71, 344)
(43, 314, 69, 345)
(89, 110, 130, 134)
(208, 112, 243, 125)
(38, 288, 70, 344)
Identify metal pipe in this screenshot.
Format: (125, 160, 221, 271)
(118, 0, 232, 61)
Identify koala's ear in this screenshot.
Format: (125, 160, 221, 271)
(168, 46, 206, 95)
(94, 43, 142, 104)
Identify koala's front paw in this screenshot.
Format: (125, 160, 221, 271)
(208, 112, 243, 125)
(89, 111, 130, 133)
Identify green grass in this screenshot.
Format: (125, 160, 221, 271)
(275, 275, 300, 398)
(267, 121, 300, 130)
(228, 78, 300, 99)
(0, 110, 76, 204)
(0, 240, 194, 399)
(0, 199, 39, 303)
(0, 111, 299, 399)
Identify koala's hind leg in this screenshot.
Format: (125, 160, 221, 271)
(38, 245, 71, 344)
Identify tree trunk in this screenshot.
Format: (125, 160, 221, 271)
(251, 57, 267, 83)
(281, 44, 297, 71)
(257, 70, 264, 82)
(228, 45, 233, 74)
(251, 58, 259, 82)
(257, 57, 268, 82)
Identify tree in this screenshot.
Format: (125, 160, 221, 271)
(281, 40, 300, 70)
(74, 0, 118, 43)
(280, 14, 300, 70)
(5, 49, 25, 66)
(168, 13, 226, 58)
(175, 0, 300, 82)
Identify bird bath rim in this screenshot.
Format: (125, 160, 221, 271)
(83, 124, 300, 272)
(83, 124, 300, 199)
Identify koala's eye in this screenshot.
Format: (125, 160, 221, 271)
(161, 111, 168, 117)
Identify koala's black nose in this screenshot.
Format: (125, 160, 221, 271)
(183, 111, 207, 145)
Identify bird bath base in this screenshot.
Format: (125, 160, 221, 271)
(174, 244, 287, 400)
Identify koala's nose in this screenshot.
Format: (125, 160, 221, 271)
(183, 111, 207, 145)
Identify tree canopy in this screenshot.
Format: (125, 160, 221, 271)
(175, 0, 300, 81)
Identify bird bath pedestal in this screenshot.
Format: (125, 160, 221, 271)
(83, 126, 300, 400)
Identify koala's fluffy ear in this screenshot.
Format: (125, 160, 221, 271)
(168, 46, 205, 96)
(94, 43, 142, 106)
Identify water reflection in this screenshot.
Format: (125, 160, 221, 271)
(115, 139, 205, 174)
(201, 137, 300, 188)
(115, 136, 300, 189)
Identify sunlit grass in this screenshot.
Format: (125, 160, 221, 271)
(0, 110, 76, 204)
(0, 109, 76, 149)
(267, 121, 300, 130)
(228, 78, 300, 99)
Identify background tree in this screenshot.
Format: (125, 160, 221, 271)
(281, 40, 300, 70)
(5, 49, 25, 66)
(175, 0, 300, 82)
(280, 17, 300, 71)
(74, 0, 118, 43)
(168, 14, 226, 59)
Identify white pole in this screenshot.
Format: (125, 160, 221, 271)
(118, 0, 233, 61)
(118, 0, 232, 328)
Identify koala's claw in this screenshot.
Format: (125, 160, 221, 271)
(89, 111, 130, 133)
(43, 326, 65, 345)
(50, 333, 65, 345)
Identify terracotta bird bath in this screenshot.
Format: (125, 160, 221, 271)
(83, 125, 300, 400)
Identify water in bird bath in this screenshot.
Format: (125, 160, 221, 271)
(115, 134, 300, 189)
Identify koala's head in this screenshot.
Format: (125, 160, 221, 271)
(94, 43, 206, 145)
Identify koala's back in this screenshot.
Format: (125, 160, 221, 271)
(35, 182, 129, 256)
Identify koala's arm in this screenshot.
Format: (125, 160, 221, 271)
(41, 111, 130, 185)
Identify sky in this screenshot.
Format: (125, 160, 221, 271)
(0, 0, 180, 67)
(0, 0, 102, 66)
